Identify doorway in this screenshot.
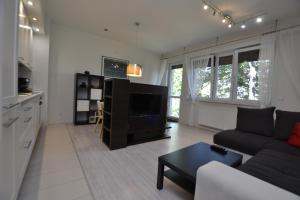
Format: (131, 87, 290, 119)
(167, 64, 183, 121)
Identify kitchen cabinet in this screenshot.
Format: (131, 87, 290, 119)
(1, 93, 43, 200)
(0, 104, 19, 200)
(18, 0, 33, 69)
(1, 0, 19, 98)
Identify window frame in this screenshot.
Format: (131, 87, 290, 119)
(191, 45, 261, 106)
(167, 64, 183, 120)
(233, 46, 261, 105)
(213, 52, 234, 101)
(192, 55, 215, 101)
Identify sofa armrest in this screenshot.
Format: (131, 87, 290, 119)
(194, 161, 299, 200)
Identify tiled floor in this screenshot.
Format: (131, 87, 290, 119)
(18, 124, 93, 200)
(18, 123, 215, 200)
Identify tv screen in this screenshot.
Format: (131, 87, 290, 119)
(130, 93, 162, 116)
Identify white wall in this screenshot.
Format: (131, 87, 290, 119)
(166, 16, 300, 130)
(48, 23, 161, 124)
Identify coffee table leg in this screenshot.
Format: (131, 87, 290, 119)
(157, 160, 164, 190)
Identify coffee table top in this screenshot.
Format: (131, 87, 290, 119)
(159, 142, 243, 183)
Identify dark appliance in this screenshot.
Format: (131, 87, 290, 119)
(18, 78, 30, 93)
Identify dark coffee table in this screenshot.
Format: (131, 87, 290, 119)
(157, 142, 242, 193)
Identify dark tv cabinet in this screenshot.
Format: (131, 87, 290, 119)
(103, 78, 169, 150)
(74, 73, 104, 125)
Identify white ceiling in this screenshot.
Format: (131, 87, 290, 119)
(47, 0, 300, 54)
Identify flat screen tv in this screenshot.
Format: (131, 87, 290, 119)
(129, 93, 162, 116)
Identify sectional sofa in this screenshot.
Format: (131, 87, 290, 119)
(195, 107, 300, 200)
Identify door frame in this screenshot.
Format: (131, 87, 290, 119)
(167, 63, 183, 121)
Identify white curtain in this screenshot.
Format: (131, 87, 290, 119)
(157, 59, 168, 86)
(185, 55, 210, 102)
(276, 27, 300, 99)
(258, 33, 276, 106)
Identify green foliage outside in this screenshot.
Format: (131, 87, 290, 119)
(169, 68, 183, 118)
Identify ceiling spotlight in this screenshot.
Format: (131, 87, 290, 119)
(35, 28, 40, 32)
(32, 17, 37, 21)
(104, 28, 108, 32)
(228, 23, 232, 28)
(256, 17, 263, 23)
(241, 24, 246, 29)
(27, 1, 33, 6)
(203, 4, 208, 10)
(222, 18, 226, 23)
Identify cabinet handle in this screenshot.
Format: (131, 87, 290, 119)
(24, 117, 32, 123)
(24, 107, 32, 111)
(24, 140, 32, 149)
(3, 117, 19, 128)
(3, 103, 19, 110)
(39, 101, 43, 105)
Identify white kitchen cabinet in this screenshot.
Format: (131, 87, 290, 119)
(18, 0, 33, 68)
(0, 105, 20, 200)
(1, 93, 42, 200)
(1, 0, 19, 98)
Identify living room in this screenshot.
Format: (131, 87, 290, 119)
(1, 0, 300, 200)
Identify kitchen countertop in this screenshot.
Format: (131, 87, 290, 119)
(17, 91, 43, 104)
(2, 91, 43, 113)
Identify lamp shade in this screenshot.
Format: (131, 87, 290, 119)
(127, 63, 142, 77)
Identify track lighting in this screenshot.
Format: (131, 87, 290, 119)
(27, 1, 33, 6)
(202, 0, 266, 30)
(256, 17, 262, 23)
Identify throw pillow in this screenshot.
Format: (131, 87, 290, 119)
(274, 110, 300, 140)
(287, 122, 300, 148)
(236, 107, 275, 136)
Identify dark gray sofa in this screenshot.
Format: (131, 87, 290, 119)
(214, 108, 300, 196)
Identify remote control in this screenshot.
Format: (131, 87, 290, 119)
(210, 145, 227, 154)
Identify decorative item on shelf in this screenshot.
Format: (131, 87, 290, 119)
(84, 70, 90, 75)
(79, 82, 87, 88)
(202, 0, 266, 29)
(127, 22, 143, 78)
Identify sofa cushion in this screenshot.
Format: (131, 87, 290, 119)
(264, 139, 300, 157)
(236, 107, 275, 136)
(214, 130, 271, 155)
(288, 122, 300, 148)
(274, 110, 300, 140)
(238, 149, 300, 196)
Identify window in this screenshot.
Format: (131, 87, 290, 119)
(167, 65, 183, 119)
(215, 54, 233, 99)
(237, 49, 260, 101)
(191, 46, 261, 104)
(193, 57, 213, 98)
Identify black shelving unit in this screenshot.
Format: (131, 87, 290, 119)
(102, 78, 130, 150)
(74, 73, 104, 125)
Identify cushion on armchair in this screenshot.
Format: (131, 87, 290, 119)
(236, 107, 275, 136)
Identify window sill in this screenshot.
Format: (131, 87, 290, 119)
(191, 98, 261, 108)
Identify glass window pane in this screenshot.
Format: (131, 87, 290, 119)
(194, 66, 212, 98)
(216, 55, 233, 99)
(168, 98, 180, 118)
(237, 50, 260, 101)
(170, 67, 183, 96)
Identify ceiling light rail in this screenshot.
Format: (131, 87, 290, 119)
(202, 0, 267, 29)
